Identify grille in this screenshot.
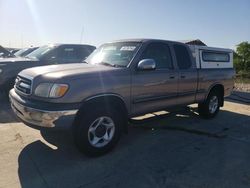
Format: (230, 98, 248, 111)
(15, 75, 32, 95)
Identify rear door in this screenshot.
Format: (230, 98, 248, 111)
(173, 44, 198, 105)
(131, 42, 178, 115)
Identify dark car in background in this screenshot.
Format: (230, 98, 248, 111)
(14, 47, 38, 57)
(0, 44, 96, 90)
(0, 45, 15, 58)
(7, 48, 20, 54)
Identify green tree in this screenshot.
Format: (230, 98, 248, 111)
(234, 42, 250, 73)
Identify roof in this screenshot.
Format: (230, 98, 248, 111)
(179, 39, 207, 46)
(107, 38, 185, 45)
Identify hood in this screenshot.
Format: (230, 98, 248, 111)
(19, 63, 121, 80)
(0, 57, 37, 64)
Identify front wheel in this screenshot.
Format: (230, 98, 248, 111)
(198, 90, 221, 119)
(73, 107, 124, 156)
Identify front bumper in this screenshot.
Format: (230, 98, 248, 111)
(9, 89, 78, 128)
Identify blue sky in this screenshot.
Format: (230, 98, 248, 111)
(0, 0, 249, 49)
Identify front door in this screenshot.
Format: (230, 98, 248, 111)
(131, 42, 178, 116)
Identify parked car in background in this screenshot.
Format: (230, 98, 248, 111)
(7, 48, 20, 54)
(0, 44, 96, 90)
(14, 47, 38, 57)
(0, 45, 15, 58)
(9, 39, 235, 156)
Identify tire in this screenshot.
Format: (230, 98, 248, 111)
(198, 90, 221, 119)
(73, 105, 124, 157)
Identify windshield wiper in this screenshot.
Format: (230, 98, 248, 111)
(99, 62, 116, 67)
(99, 62, 125, 68)
(25, 56, 37, 60)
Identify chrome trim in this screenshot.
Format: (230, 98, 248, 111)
(85, 93, 126, 103)
(19, 82, 31, 89)
(15, 75, 33, 96)
(16, 73, 34, 95)
(18, 73, 34, 81)
(10, 96, 78, 128)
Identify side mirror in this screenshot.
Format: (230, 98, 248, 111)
(137, 59, 156, 70)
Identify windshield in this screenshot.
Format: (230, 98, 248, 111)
(26, 45, 55, 60)
(86, 42, 141, 67)
(15, 48, 38, 57)
(14, 48, 28, 56)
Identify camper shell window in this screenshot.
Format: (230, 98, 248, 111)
(202, 51, 230, 62)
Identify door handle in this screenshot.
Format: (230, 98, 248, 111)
(180, 75, 186, 79)
(169, 76, 175, 79)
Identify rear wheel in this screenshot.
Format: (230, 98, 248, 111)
(198, 90, 221, 118)
(73, 106, 124, 157)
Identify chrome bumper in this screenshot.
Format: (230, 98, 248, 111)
(9, 91, 78, 128)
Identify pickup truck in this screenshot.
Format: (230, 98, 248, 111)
(0, 44, 95, 90)
(9, 39, 235, 156)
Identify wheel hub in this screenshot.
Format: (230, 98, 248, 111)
(88, 116, 115, 148)
(209, 96, 218, 114)
(95, 125, 106, 137)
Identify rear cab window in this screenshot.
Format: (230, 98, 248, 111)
(58, 46, 85, 63)
(59, 47, 77, 60)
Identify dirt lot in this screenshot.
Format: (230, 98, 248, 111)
(0, 92, 250, 188)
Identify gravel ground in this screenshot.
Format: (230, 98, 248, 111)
(234, 83, 250, 93)
(0, 92, 250, 188)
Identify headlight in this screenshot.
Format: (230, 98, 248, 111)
(34, 83, 69, 98)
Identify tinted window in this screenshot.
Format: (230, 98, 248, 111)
(26, 45, 56, 60)
(15, 48, 28, 56)
(141, 43, 173, 69)
(79, 47, 93, 59)
(174, 44, 192, 69)
(59, 47, 78, 60)
(202, 51, 229, 62)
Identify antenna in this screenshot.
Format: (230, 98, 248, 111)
(80, 25, 84, 44)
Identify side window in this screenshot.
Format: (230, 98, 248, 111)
(58, 46, 79, 63)
(173, 44, 192, 69)
(202, 51, 229, 62)
(79, 47, 93, 60)
(43, 49, 57, 61)
(140, 43, 173, 69)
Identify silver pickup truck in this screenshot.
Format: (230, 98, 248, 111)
(9, 39, 235, 156)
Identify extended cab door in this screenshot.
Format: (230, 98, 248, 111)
(131, 42, 178, 116)
(173, 44, 198, 105)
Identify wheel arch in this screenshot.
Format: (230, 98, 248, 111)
(205, 83, 224, 106)
(74, 93, 128, 132)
